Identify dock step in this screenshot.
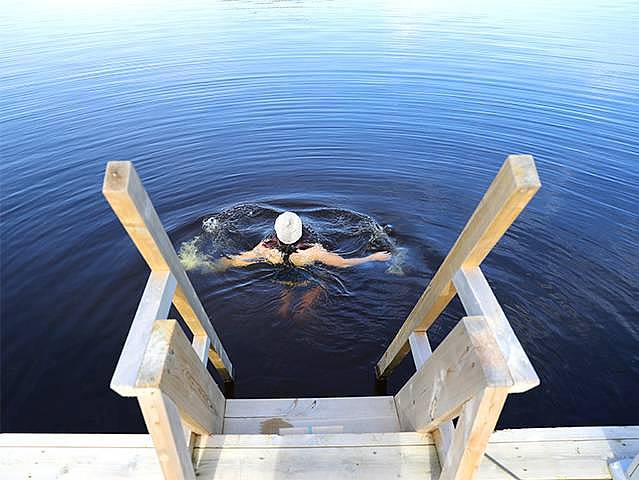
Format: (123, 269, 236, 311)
(222, 396, 401, 434)
(196, 433, 436, 479)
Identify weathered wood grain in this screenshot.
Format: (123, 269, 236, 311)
(440, 387, 509, 480)
(137, 390, 195, 480)
(223, 396, 399, 434)
(136, 320, 225, 436)
(395, 316, 513, 434)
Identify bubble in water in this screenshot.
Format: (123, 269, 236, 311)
(202, 217, 219, 234)
(386, 247, 407, 276)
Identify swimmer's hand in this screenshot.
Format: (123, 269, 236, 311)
(369, 251, 392, 262)
(211, 257, 232, 272)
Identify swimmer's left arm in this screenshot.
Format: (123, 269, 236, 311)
(295, 245, 391, 268)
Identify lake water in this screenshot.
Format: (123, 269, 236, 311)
(1, 0, 638, 433)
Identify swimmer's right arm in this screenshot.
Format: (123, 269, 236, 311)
(214, 243, 282, 271)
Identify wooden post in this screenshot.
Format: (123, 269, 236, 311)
(185, 335, 212, 454)
(439, 387, 509, 480)
(377, 155, 540, 379)
(136, 321, 225, 435)
(398, 317, 514, 480)
(138, 390, 196, 480)
(103, 161, 233, 382)
(110, 271, 176, 397)
(453, 266, 538, 392)
(408, 332, 454, 465)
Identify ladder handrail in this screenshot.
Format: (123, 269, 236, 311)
(103, 161, 234, 384)
(377, 155, 541, 381)
(394, 154, 542, 479)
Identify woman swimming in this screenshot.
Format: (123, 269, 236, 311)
(215, 211, 391, 271)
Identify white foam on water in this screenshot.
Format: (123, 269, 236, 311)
(202, 217, 219, 233)
(386, 247, 407, 276)
(178, 236, 216, 272)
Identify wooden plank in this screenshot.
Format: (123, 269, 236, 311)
(490, 426, 639, 443)
(376, 155, 540, 379)
(408, 331, 433, 368)
(200, 434, 639, 480)
(479, 437, 639, 479)
(2, 429, 639, 479)
(111, 271, 176, 397)
(453, 266, 538, 393)
(408, 332, 454, 465)
(184, 335, 212, 449)
(223, 396, 400, 434)
(1, 438, 636, 480)
(224, 417, 399, 435)
(103, 161, 233, 382)
(279, 426, 345, 435)
(201, 432, 434, 448)
(0, 432, 434, 449)
(0, 434, 155, 448)
(225, 396, 398, 418)
(136, 320, 225, 436)
(0, 446, 162, 480)
(440, 387, 509, 480)
(138, 390, 195, 480)
(195, 445, 440, 480)
(395, 316, 513, 433)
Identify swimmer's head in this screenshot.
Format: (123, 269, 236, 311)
(274, 211, 303, 244)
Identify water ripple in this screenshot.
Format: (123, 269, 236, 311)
(1, 0, 638, 432)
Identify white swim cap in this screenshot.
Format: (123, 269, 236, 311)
(274, 211, 303, 244)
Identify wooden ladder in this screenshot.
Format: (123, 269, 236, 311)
(104, 154, 541, 480)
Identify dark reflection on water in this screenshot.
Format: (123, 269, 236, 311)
(1, 1, 638, 432)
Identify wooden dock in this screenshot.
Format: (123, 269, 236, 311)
(2, 424, 638, 479)
(4, 155, 636, 480)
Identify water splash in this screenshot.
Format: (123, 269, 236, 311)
(178, 203, 403, 275)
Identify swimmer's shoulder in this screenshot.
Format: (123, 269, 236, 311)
(290, 243, 325, 266)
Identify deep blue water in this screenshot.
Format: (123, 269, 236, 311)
(1, 0, 638, 433)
